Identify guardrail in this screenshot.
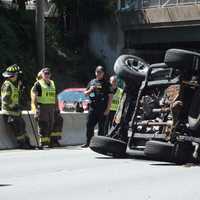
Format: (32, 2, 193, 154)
(0, 111, 88, 149)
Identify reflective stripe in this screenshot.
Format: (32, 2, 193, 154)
(110, 88, 123, 111)
(41, 137, 50, 143)
(51, 132, 62, 137)
(1, 110, 20, 116)
(37, 80, 56, 104)
(1, 80, 20, 115)
(4, 80, 19, 106)
(16, 135, 25, 141)
(7, 65, 18, 72)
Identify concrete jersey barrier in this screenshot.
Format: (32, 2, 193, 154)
(0, 111, 88, 149)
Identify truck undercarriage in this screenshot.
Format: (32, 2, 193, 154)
(90, 49, 200, 164)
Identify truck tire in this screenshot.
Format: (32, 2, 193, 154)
(89, 136, 127, 158)
(164, 49, 200, 70)
(173, 142, 194, 164)
(114, 55, 149, 83)
(144, 140, 174, 162)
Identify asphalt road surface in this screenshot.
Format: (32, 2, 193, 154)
(0, 147, 200, 200)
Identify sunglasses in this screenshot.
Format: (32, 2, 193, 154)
(96, 70, 103, 74)
(44, 72, 50, 75)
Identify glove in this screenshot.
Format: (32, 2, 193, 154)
(7, 116, 14, 124)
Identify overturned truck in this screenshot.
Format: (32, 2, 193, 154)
(90, 49, 200, 164)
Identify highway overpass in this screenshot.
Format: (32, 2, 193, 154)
(118, 0, 200, 63)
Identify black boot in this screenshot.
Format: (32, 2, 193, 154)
(18, 141, 31, 149)
(81, 143, 89, 148)
(18, 137, 36, 149)
(81, 140, 90, 148)
(50, 137, 61, 148)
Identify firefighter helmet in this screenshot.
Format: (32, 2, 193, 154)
(2, 64, 21, 78)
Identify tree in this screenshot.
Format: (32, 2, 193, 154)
(52, 0, 116, 20)
(12, 0, 27, 10)
(17, 0, 26, 10)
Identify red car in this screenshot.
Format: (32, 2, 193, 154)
(57, 88, 89, 112)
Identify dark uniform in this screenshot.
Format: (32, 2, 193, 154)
(85, 78, 113, 145)
(1, 65, 32, 149)
(32, 69, 60, 147)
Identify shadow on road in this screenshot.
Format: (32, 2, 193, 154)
(95, 156, 129, 159)
(47, 146, 84, 150)
(93, 153, 200, 167)
(0, 184, 12, 187)
(150, 163, 177, 166)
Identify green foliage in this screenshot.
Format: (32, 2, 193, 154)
(0, 16, 18, 66)
(53, 0, 116, 20)
(0, 1, 110, 95)
(46, 22, 63, 49)
(45, 20, 103, 90)
(0, 9, 36, 66)
(0, 8, 36, 97)
(0, 8, 19, 66)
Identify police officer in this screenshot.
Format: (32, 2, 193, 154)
(1, 65, 32, 149)
(105, 75, 123, 134)
(31, 67, 61, 148)
(82, 66, 113, 148)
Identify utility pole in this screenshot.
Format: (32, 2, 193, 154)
(35, 0, 45, 68)
(117, 0, 121, 10)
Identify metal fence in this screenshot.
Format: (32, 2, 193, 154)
(119, 0, 200, 10)
(141, 0, 200, 8)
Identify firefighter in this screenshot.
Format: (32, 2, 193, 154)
(104, 75, 123, 135)
(31, 70, 63, 147)
(31, 67, 61, 148)
(81, 66, 113, 148)
(1, 65, 32, 149)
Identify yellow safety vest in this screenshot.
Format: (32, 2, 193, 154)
(110, 87, 123, 111)
(1, 80, 20, 116)
(37, 80, 56, 104)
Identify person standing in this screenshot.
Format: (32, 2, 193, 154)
(31, 69, 63, 148)
(1, 65, 32, 149)
(82, 66, 113, 148)
(105, 75, 123, 134)
(31, 67, 61, 148)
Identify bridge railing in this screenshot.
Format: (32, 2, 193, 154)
(141, 0, 200, 8)
(119, 0, 200, 10)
